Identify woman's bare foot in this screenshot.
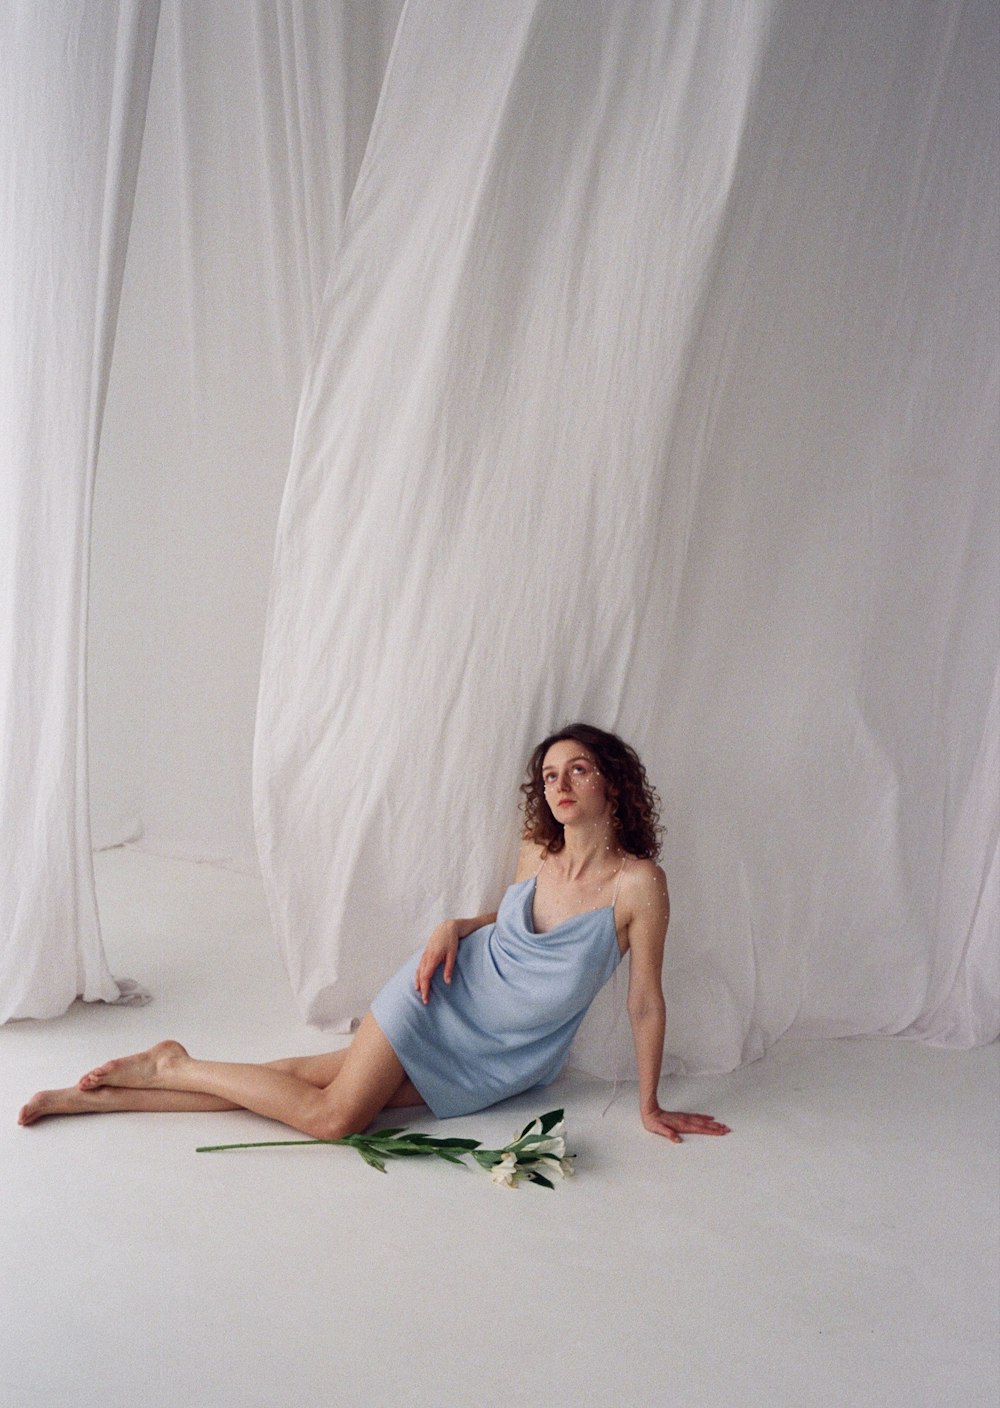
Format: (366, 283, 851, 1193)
(78, 1039, 189, 1092)
(19, 1087, 118, 1125)
(19, 1081, 238, 1123)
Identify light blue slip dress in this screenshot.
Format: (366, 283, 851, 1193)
(370, 861, 625, 1118)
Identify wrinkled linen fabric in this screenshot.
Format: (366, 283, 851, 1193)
(3, 0, 995, 1064)
(1, 0, 400, 1021)
(0, 1, 158, 1021)
(255, 0, 777, 1043)
(88, 0, 403, 867)
(254, 0, 999, 1077)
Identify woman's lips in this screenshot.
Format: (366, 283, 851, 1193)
(557, 799, 575, 807)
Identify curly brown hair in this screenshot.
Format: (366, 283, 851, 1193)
(520, 723, 662, 860)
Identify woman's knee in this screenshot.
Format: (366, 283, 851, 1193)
(310, 1102, 367, 1142)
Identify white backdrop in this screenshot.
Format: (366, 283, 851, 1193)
(255, 0, 999, 1075)
(3, 1, 997, 1065)
(89, 0, 402, 865)
(0, 0, 159, 1020)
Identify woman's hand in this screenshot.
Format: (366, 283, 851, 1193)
(642, 1106, 731, 1142)
(414, 920, 460, 1004)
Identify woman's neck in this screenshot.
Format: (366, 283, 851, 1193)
(558, 822, 623, 879)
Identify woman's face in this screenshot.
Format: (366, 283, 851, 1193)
(540, 740, 609, 825)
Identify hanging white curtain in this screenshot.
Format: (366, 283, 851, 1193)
(0, 1, 159, 1022)
(254, 0, 998, 1077)
(4, 0, 994, 1061)
(88, 0, 402, 868)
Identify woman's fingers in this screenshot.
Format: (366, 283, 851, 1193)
(648, 1109, 732, 1140)
(670, 1113, 730, 1135)
(415, 959, 435, 1003)
(415, 932, 462, 1003)
(414, 922, 462, 1003)
(415, 950, 449, 1003)
(673, 1112, 730, 1132)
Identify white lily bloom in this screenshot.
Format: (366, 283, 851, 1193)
(515, 1117, 566, 1152)
(528, 1133, 566, 1160)
(536, 1154, 574, 1179)
(490, 1151, 520, 1187)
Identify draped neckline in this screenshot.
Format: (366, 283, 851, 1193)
(522, 874, 621, 948)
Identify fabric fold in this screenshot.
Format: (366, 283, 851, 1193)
(0, 1, 160, 1022)
(254, 0, 997, 1076)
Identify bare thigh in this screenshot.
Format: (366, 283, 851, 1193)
(270, 1027, 425, 1111)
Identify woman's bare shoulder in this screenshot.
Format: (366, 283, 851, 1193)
(618, 857, 669, 956)
(620, 856, 669, 905)
(514, 836, 547, 881)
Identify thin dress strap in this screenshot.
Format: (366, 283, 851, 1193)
(534, 852, 548, 876)
(611, 855, 628, 905)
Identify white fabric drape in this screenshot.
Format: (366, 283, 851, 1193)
(3, 1, 995, 1064)
(0, 1, 159, 1021)
(89, 0, 402, 867)
(255, 0, 999, 1076)
(2, 0, 400, 1022)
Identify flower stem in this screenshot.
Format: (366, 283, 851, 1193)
(197, 1138, 343, 1152)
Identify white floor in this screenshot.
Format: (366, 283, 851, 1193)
(2, 850, 997, 1408)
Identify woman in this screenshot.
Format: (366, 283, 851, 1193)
(19, 724, 729, 1144)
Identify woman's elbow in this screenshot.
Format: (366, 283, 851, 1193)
(628, 995, 666, 1025)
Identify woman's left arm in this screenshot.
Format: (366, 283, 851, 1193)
(626, 866, 730, 1143)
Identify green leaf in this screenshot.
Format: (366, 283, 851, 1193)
(357, 1147, 387, 1173)
(382, 1139, 454, 1155)
(527, 1171, 555, 1189)
(401, 1135, 481, 1152)
(539, 1109, 564, 1134)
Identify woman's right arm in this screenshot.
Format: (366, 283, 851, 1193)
(415, 840, 543, 1003)
(414, 913, 496, 1004)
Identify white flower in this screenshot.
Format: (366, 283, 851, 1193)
(513, 1118, 567, 1161)
(536, 1154, 574, 1180)
(490, 1151, 520, 1188)
(530, 1133, 566, 1160)
(517, 1116, 565, 1142)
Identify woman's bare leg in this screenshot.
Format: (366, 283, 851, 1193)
(18, 1086, 237, 1125)
(269, 1050, 424, 1109)
(72, 1014, 419, 1139)
(18, 1031, 425, 1128)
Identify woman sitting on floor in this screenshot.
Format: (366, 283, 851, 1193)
(19, 723, 729, 1145)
